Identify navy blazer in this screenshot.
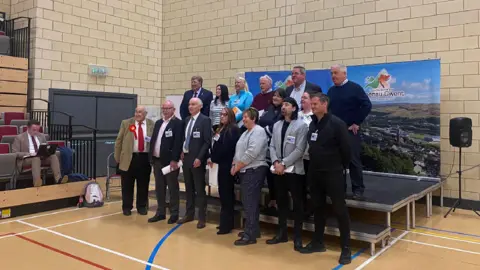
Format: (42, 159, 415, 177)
(182, 113, 212, 168)
(210, 127, 241, 166)
(286, 81, 322, 97)
(180, 88, 214, 120)
(148, 116, 183, 165)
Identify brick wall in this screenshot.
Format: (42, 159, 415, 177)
(161, 0, 480, 200)
(18, 0, 162, 109)
(0, 0, 10, 16)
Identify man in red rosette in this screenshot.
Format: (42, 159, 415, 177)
(114, 106, 154, 216)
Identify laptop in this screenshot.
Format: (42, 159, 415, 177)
(24, 144, 58, 159)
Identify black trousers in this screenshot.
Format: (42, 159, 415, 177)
(218, 162, 235, 231)
(121, 153, 151, 211)
(152, 158, 180, 217)
(266, 162, 275, 201)
(308, 169, 351, 248)
(183, 164, 207, 221)
(303, 159, 310, 211)
(276, 173, 304, 239)
(349, 131, 364, 194)
(239, 166, 268, 239)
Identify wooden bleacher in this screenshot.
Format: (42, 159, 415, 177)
(0, 55, 28, 114)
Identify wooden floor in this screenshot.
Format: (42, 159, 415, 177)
(0, 183, 479, 270)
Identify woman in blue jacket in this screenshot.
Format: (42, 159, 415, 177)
(228, 76, 253, 122)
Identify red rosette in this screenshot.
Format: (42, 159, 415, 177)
(129, 124, 137, 140)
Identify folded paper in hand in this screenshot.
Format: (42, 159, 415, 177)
(270, 165, 294, 173)
(161, 160, 183, 175)
(208, 163, 218, 187)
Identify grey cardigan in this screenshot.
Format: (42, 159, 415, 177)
(269, 118, 308, 175)
(234, 124, 268, 172)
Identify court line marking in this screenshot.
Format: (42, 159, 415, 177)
(0, 200, 122, 225)
(145, 224, 182, 270)
(354, 231, 409, 270)
(16, 234, 112, 270)
(408, 229, 480, 245)
(17, 220, 170, 270)
(399, 238, 480, 255)
(392, 222, 480, 239)
(0, 211, 124, 240)
(332, 247, 367, 270)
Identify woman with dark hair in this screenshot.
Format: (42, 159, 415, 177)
(258, 88, 288, 209)
(231, 107, 268, 246)
(208, 107, 240, 235)
(210, 84, 230, 130)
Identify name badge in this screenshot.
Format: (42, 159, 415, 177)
(144, 136, 151, 142)
(310, 133, 318, 141)
(213, 133, 220, 141)
(165, 130, 173, 137)
(286, 136, 295, 144)
(193, 131, 200, 138)
(234, 99, 240, 104)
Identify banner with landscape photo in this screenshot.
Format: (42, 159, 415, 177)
(245, 59, 441, 178)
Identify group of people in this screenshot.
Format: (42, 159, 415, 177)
(114, 64, 372, 265)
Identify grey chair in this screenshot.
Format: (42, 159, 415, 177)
(0, 119, 4, 125)
(0, 135, 16, 149)
(10, 119, 29, 129)
(0, 153, 17, 190)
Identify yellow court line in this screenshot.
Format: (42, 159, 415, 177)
(392, 226, 480, 245)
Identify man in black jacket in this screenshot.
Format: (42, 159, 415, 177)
(179, 75, 214, 119)
(299, 93, 352, 265)
(148, 100, 183, 224)
(286, 66, 322, 108)
(178, 97, 212, 229)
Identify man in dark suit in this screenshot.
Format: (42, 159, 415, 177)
(179, 75, 214, 119)
(178, 97, 212, 229)
(148, 100, 183, 224)
(286, 66, 322, 108)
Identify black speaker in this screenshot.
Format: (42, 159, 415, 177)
(449, 117, 472, 148)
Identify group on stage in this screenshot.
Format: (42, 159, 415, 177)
(114, 64, 372, 265)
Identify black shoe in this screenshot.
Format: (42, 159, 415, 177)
(197, 220, 206, 229)
(123, 210, 132, 216)
(266, 234, 288, 245)
(137, 208, 148, 215)
(352, 192, 365, 201)
(299, 241, 327, 254)
(177, 216, 194, 224)
(339, 247, 352, 265)
(217, 229, 231, 235)
(148, 214, 166, 223)
(168, 216, 178, 224)
(294, 238, 303, 252)
(234, 235, 257, 246)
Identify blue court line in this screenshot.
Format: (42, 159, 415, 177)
(331, 247, 367, 270)
(392, 222, 480, 239)
(145, 224, 182, 270)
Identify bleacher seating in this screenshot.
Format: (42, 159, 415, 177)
(0, 143, 10, 154)
(1, 112, 26, 125)
(10, 119, 29, 129)
(1, 135, 16, 148)
(48, 140, 66, 147)
(0, 119, 4, 125)
(0, 153, 16, 189)
(0, 125, 18, 141)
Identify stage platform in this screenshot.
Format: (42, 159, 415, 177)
(173, 170, 444, 256)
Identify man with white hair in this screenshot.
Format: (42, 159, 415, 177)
(251, 74, 275, 111)
(177, 97, 212, 229)
(115, 106, 155, 216)
(327, 64, 372, 200)
(286, 66, 322, 108)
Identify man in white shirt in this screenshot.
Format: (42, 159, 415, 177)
(148, 101, 183, 224)
(114, 106, 154, 216)
(12, 120, 66, 187)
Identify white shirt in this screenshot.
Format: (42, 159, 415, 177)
(298, 110, 313, 127)
(153, 116, 174, 158)
(341, 79, 349, 86)
(183, 111, 200, 153)
(133, 120, 147, 153)
(290, 80, 306, 107)
(27, 133, 40, 155)
(192, 88, 202, 98)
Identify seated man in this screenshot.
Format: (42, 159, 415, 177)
(12, 120, 67, 187)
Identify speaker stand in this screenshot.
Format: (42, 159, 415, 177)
(444, 147, 480, 218)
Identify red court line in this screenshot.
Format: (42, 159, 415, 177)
(1, 231, 111, 270)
